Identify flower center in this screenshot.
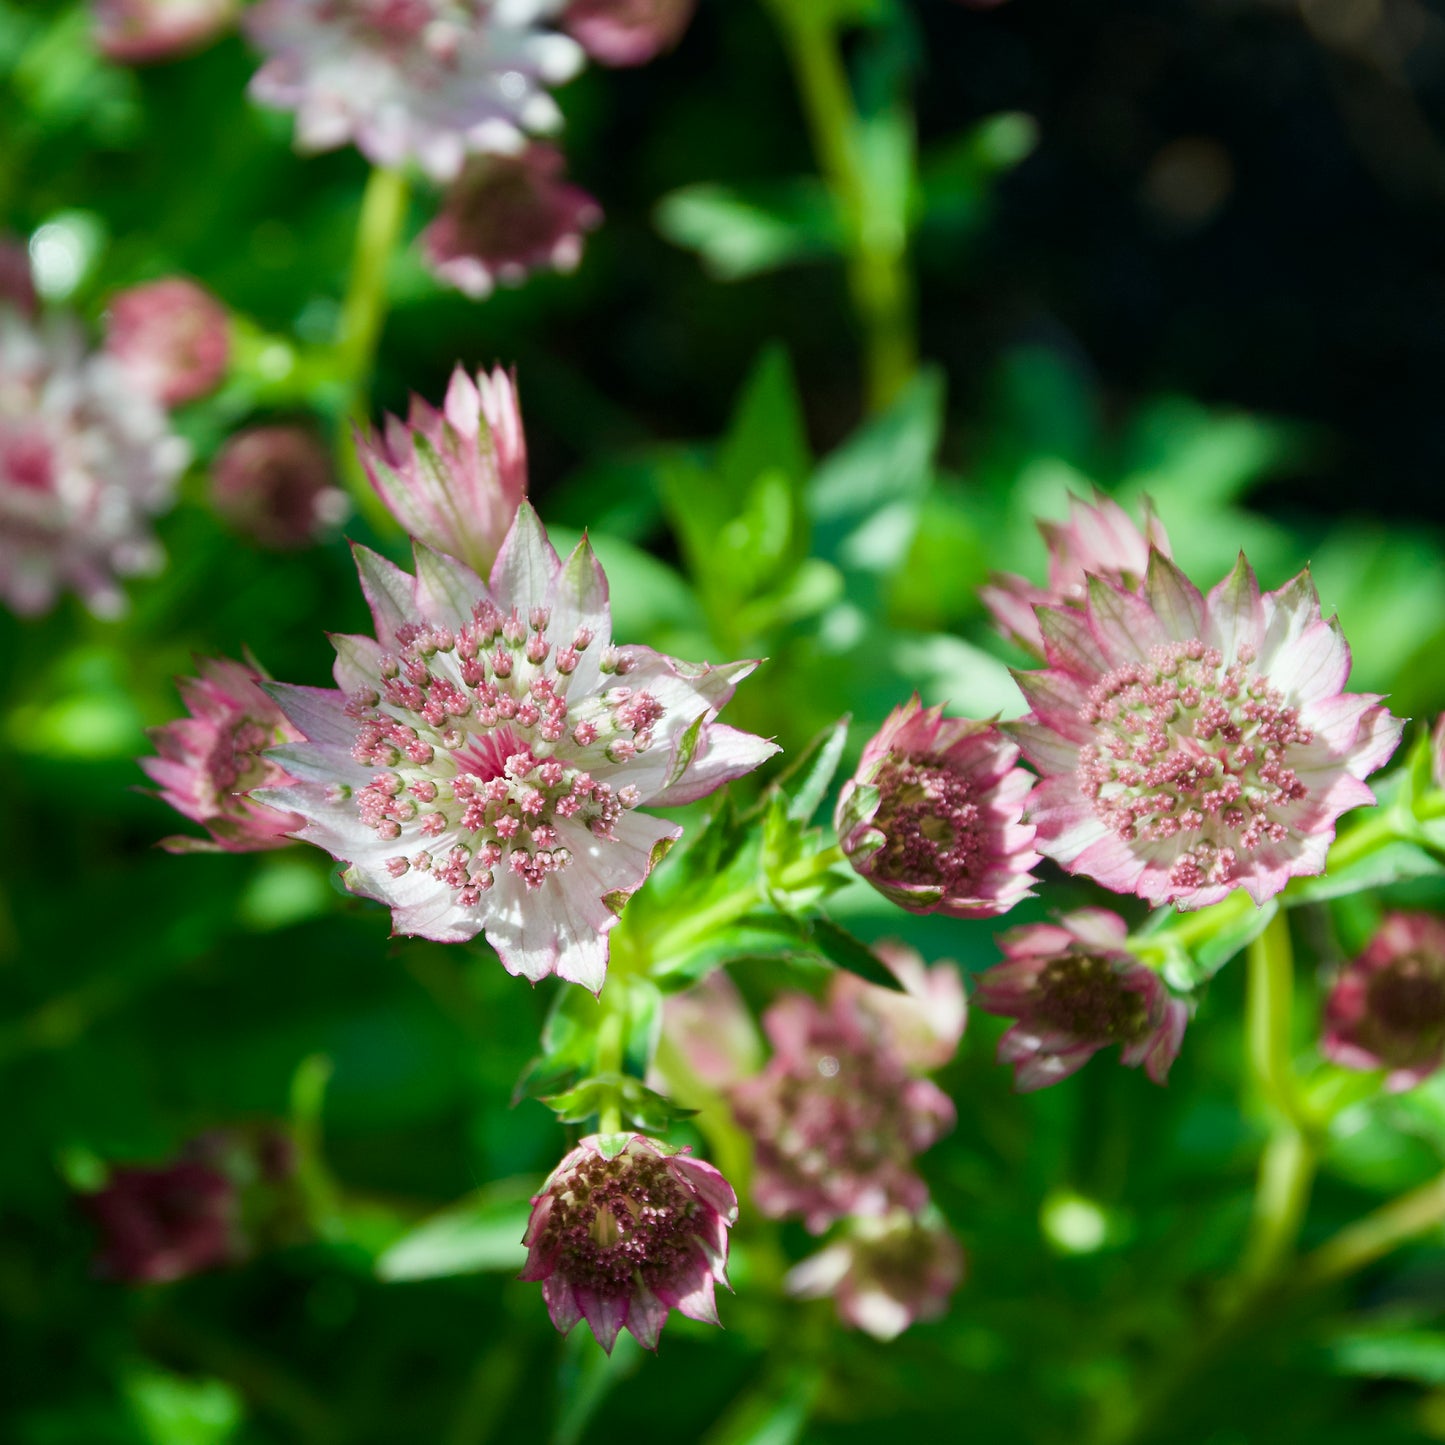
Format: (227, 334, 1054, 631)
(1076, 639, 1312, 892)
(1366, 954, 1445, 1037)
(540, 1150, 697, 1297)
(1, 427, 56, 493)
(871, 755, 983, 892)
(344, 598, 661, 904)
(1033, 954, 1149, 1043)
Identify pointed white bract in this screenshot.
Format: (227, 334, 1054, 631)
(259, 503, 778, 988)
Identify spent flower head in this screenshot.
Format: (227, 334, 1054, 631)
(521, 1132, 737, 1352)
(94, 0, 238, 62)
(975, 908, 1188, 1091)
(245, 0, 585, 181)
(0, 312, 187, 617)
(1009, 552, 1402, 910)
(982, 492, 1170, 658)
(785, 1207, 964, 1341)
(836, 695, 1039, 919)
(141, 654, 307, 853)
(257, 503, 778, 990)
(104, 277, 231, 407)
(359, 364, 526, 575)
(1322, 912, 1445, 1091)
(422, 144, 601, 298)
(562, 0, 693, 67)
(731, 966, 957, 1233)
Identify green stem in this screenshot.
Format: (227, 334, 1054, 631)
(1299, 1167, 1445, 1286)
(764, 1, 915, 411)
(594, 1008, 625, 1136)
(335, 166, 410, 533)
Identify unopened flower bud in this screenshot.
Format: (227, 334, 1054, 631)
(104, 277, 230, 407)
(211, 424, 348, 549)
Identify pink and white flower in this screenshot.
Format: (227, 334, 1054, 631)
(982, 492, 1170, 658)
(562, 0, 693, 67)
(836, 695, 1039, 919)
(520, 1133, 737, 1352)
(245, 0, 585, 182)
(141, 655, 307, 853)
(257, 503, 778, 990)
(0, 312, 187, 618)
(93, 0, 238, 63)
(359, 364, 526, 575)
(731, 966, 958, 1233)
(1009, 552, 1402, 910)
(422, 144, 601, 299)
(212, 424, 348, 550)
(1322, 912, 1445, 1092)
(104, 277, 231, 407)
(975, 909, 1188, 1091)
(836, 941, 968, 1073)
(785, 1208, 964, 1341)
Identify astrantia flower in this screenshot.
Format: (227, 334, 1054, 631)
(359, 364, 526, 575)
(785, 1208, 964, 1341)
(94, 0, 238, 63)
(731, 969, 957, 1233)
(982, 493, 1170, 658)
(422, 144, 601, 299)
(520, 1133, 737, 1352)
(1322, 912, 1445, 1091)
(258, 503, 778, 989)
(562, 0, 693, 67)
(141, 655, 307, 853)
(1009, 553, 1402, 909)
(836, 941, 967, 1073)
(975, 909, 1188, 1091)
(0, 312, 187, 617)
(836, 695, 1039, 919)
(212, 424, 348, 549)
(104, 277, 231, 407)
(245, 0, 585, 182)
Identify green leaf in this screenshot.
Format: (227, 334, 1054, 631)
(541, 1074, 696, 1132)
(123, 1367, 244, 1445)
(807, 917, 906, 991)
(1327, 1326, 1445, 1386)
(1150, 899, 1279, 991)
(771, 715, 852, 824)
(718, 344, 812, 498)
(1290, 842, 1444, 904)
(375, 1188, 532, 1281)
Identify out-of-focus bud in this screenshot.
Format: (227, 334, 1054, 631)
(210, 424, 348, 549)
(521, 1133, 737, 1352)
(975, 909, 1189, 1091)
(563, 0, 695, 67)
(93, 0, 238, 64)
(651, 970, 763, 1093)
(0, 236, 37, 317)
(105, 277, 231, 407)
(1322, 912, 1445, 1092)
(422, 145, 602, 300)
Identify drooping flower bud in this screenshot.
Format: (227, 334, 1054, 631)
(211, 424, 348, 549)
(836, 695, 1039, 919)
(104, 277, 231, 407)
(422, 145, 602, 300)
(981, 492, 1170, 659)
(1322, 912, 1445, 1091)
(785, 1208, 964, 1341)
(358, 365, 527, 576)
(975, 909, 1188, 1091)
(93, 0, 238, 64)
(520, 1133, 737, 1352)
(563, 0, 694, 67)
(731, 964, 959, 1234)
(140, 654, 307, 853)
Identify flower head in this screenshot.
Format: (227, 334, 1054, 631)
(982, 493, 1170, 658)
(785, 1208, 964, 1341)
(422, 144, 601, 299)
(651, 970, 763, 1092)
(257, 503, 778, 990)
(104, 277, 231, 407)
(141, 655, 307, 853)
(1009, 552, 1402, 909)
(212, 424, 348, 549)
(245, 0, 585, 182)
(562, 0, 693, 67)
(94, 0, 238, 63)
(836, 695, 1039, 919)
(0, 312, 187, 617)
(1322, 912, 1445, 1091)
(835, 940, 967, 1073)
(731, 966, 957, 1233)
(976, 909, 1188, 1091)
(359, 365, 526, 575)
(521, 1133, 737, 1352)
